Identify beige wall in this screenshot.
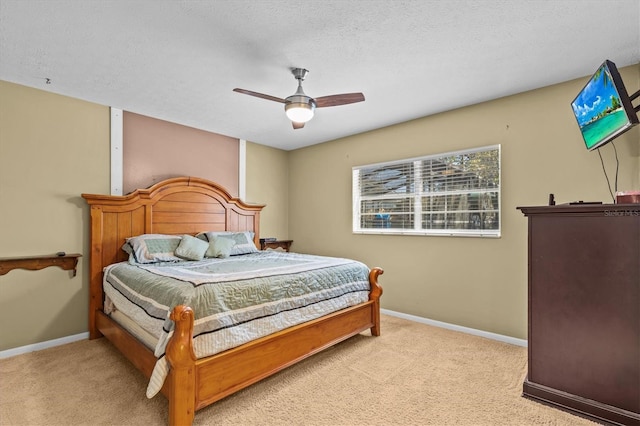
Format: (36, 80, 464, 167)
(245, 142, 289, 240)
(0, 64, 637, 350)
(0, 81, 110, 350)
(287, 64, 639, 340)
(0, 81, 285, 352)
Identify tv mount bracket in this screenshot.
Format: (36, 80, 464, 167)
(631, 89, 640, 113)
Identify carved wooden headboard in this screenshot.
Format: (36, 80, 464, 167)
(81, 176, 264, 338)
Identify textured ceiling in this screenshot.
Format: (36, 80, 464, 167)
(1, 0, 639, 151)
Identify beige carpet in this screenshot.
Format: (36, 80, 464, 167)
(0, 315, 595, 426)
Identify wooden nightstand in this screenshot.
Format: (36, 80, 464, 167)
(260, 240, 293, 252)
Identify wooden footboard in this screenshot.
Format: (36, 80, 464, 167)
(166, 267, 383, 426)
(95, 267, 383, 426)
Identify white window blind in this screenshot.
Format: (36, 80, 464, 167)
(353, 145, 501, 237)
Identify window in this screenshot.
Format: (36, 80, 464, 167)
(353, 145, 501, 237)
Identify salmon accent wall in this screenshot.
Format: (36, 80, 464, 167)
(123, 112, 239, 195)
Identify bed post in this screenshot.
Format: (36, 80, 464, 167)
(87, 205, 105, 339)
(368, 267, 384, 336)
(166, 305, 197, 426)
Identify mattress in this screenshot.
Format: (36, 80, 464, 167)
(103, 250, 371, 397)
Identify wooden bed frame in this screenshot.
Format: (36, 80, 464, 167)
(82, 176, 383, 426)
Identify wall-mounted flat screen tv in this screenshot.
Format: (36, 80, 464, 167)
(571, 60, 639, 150)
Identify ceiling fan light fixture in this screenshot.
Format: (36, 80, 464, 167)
(234, 67, 364, 129)
(285, 101, 315, 123)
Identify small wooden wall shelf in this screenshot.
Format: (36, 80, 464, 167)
(0, 253, 82, 277)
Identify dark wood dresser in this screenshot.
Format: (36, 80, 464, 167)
(518, 203, 640, 426)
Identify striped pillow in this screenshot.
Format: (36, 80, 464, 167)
(123, 234, 183, 264)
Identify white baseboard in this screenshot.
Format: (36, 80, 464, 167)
(0, 332, 89, 359)
(381, 308, 528, 347)
(0, 311, 526, 359)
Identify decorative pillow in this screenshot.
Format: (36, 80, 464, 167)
(175, 234, 209, 261)
(123, 234, 183, 264)
(197, 231, 259, 256)
(205, 235, 236, 258)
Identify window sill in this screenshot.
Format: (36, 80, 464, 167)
(353, 230, 501, 238)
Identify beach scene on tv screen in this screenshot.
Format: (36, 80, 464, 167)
(572, 65, 630, 149)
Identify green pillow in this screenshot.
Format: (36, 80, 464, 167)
(197, 231, 258, 255)
(175, 234, 209, 261)
(205, 235, 236, 258)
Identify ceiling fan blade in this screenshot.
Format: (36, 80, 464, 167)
(315, 92, 365, 108)
(292, 121, 305, 130)
(233, 88, 286, 104)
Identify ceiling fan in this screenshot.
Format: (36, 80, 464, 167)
(233, 68, 365, 129)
